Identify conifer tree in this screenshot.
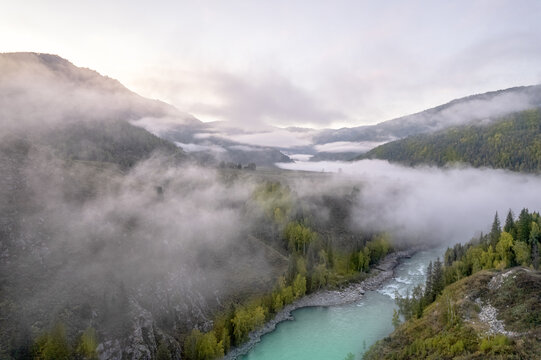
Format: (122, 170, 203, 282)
(489, 212, 501, 247)
(432, 258, 444, 297)
(504, 209, 516, 239)
(516, 208, 532, 243)
(424, 261, 433, 302)
(531, 223, 540, 269)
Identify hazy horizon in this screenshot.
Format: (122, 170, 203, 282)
(2, 1, 541, 130)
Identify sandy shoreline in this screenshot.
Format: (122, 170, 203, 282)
(223, 249, 415, 360)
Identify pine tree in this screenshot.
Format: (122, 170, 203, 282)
(432, 258, 444, 297)
(504, 209, 516, 239)
(424, 261, 433, 302)
(516, 208, 532, 243)
(531, 223, 540, 270)
(489, 212, 501, 247)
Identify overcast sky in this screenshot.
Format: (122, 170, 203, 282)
(2, 0, 541, 129)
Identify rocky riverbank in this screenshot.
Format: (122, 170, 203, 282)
(223, 249, 416, 360)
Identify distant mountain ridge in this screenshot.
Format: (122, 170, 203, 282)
(314, 84, 541, 146)
(1, 52, 189, 168)
(0, 52, 292, 167)
(5, 52, 541, 168)
(0, 52, 191, 126)
(360, 108, 541, 172)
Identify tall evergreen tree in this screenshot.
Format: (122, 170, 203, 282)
(432, 258, 444, 298)
(504, 209, 516, 239)
(424, 261, 433, 302)
(489, 212, 501, 247)
(531, 223, 540, 269)
(516, 208, 532, 243)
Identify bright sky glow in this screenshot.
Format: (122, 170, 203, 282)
(2, 0, 541, 128)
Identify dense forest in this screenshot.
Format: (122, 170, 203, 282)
(361, 109, 541, 172)
(364, 209, 541, 359)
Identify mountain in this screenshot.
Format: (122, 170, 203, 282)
(0, 52, 189, 127)
(1, 52, 191, 168)
(360, 108, 541, 172)
(0, 53, 384, 360)
(316, 85, 541, 144)
(0, 53, 293, 359)
(1, 52, 292, 168)
(308, 85, 541, 160)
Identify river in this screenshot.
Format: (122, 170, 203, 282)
(238, 247, 444, 360)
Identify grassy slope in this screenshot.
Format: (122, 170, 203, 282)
(364, 268, 541, 359)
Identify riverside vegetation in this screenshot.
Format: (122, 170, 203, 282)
(363, 209, 541, 359)
(181, 181, 392, 360)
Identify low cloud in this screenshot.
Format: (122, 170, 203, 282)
(174, 142, 226, 153)
(221, 128, 314, 148)
(314, 141, 389, 153)
(227, 145, 264, 152)
(277, 159, 541, 245)
(288, 153, 314, 161)
(425, 90, 541, 130)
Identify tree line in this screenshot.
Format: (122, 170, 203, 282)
(396, 208, 541, 322)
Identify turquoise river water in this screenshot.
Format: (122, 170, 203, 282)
(239, 247, 444, 360)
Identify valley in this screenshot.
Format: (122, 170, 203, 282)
(1, 50, 541, 360)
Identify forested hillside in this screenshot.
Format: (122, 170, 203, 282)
(361, 109, 541, 172)
(364, 209, 541, 359)
(315, 85, 541, 145)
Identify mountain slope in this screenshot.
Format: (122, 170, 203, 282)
(0, 53, 292, 359)
(315, 85, 541, 146)
(1, 52, 291, 167)
(360, 109, 541, 172)
(1, 52, 191, 168)
(364, 267, 541, 359)
(1, 52, 385, 360)
(0, 52, 194, 128)
(304, 85, 541, 161)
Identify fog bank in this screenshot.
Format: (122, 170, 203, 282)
(277, 160, 541, 245)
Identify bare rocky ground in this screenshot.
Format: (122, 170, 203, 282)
(472, 268, 530, 338)
(224, 249, 415, 360)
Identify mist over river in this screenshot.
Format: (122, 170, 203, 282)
(239, 247, 445, 360)
(276, 159, 541, 245)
